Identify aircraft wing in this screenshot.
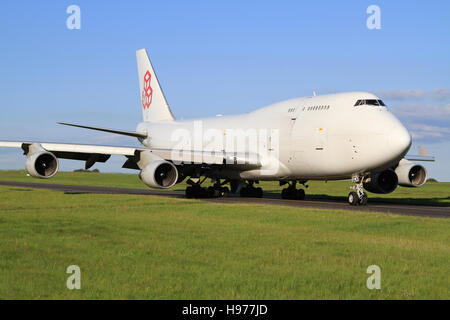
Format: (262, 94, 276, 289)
(148, 147, 261, 168)
(0, 141, 261, 170)
(57, 122, 148, 139)
(0, 141, 140, 155)
(0, 141, 143, 170)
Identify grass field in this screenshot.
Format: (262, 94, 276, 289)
(0, 170, 449, 299)
(1, 170, 449, 206)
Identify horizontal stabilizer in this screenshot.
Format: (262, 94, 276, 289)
(406, 146, 435, 162)
(418, 146, 431, 156)
(405, 155, 435, 162)
(58, 122, 147, 139)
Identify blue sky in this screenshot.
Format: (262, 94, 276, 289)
(1, 0, 449, 180)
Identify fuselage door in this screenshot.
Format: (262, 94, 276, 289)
(315, 127, 327, 151)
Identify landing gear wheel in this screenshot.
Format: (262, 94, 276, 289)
(282, 188, 294, 199)
(256, 187, 263, 198)
(185, 185, 207, 198)
(297, 189, 305, 200)
(207, 186, 215, 198)
(348, 192, 359, 206)
(186, 186, 194, 199)
(281, 183, 305, 200)
(221, 187, 230, 197)
(359, 193, 368, 206)
(240, 185, 263, 198)
(349, 174, 370, 206)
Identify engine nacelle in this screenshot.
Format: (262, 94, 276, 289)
(139, 160, 178, 189)
(25, 151, 59, 179)
(395, 159, 427, 187)
(363, 169, 398, 194)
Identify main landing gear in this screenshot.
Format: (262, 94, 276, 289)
(185, 178, 230, 199)
(281, 181, 306, 200)
(239, 181, 263, 198)
(348, 175, 368, 206)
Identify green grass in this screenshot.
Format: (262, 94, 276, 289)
(0, 170, 146, 189)
(1, 170, 449, 206)
(0, 184, 449, 299)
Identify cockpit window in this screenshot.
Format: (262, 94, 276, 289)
(366, 99, 380, 106)
(354, 99, 386, 107)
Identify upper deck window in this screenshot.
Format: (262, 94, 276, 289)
(354, 99, 386, 107)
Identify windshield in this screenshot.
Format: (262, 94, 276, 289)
(354, 99, 386, 106)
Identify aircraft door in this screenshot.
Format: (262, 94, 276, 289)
(288, 118, 311, 173)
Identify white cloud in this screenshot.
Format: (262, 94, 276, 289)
(91, 134, 140, 146)
(375, 89, 426, 100)
(408, 124, 450, 140)
(375, 87, 450, 102)
(391, 103, 450, 122)
(390, 102, 450, 143)
(431, 87, 450, 101)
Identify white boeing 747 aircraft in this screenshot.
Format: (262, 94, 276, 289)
(0, 49, 434, 205)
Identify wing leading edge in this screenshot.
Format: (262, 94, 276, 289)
(0, 141, 143, 170)
(0, 141, 262, 170)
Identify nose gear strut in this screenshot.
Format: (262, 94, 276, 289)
(348, 174, 368, 206)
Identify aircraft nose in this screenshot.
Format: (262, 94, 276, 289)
(388, 124, 412, 156)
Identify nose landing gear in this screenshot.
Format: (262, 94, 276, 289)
(348, 175, 368, 206)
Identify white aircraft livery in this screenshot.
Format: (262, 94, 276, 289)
(0, 49, 435, 205)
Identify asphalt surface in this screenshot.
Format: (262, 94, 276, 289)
(1, 181, 449, 218)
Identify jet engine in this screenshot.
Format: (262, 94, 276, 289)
(25, 151, 59, 179)
(395, 159, 427, 187)
(363, 169, 398, 194)
(139, 160, 178, 189)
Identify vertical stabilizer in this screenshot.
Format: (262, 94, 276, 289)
(136, 49, 175, 122)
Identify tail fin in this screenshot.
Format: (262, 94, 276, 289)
(136, 49, 175, 122)
(418, 146, 431, 157)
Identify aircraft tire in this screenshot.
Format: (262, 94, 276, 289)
(348, 192, 359, 206)
(207, 186, 215, 198)
(359, 193, 368, 206)
(221, 187, 230, 197)
(256, 187, 263, 198)
(186, 186, 194, 199)
(297, 189, 305, 200)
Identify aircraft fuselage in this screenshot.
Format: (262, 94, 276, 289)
(137, 91, 412, 181)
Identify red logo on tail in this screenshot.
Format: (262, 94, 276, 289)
(142, 71, 153, 109)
